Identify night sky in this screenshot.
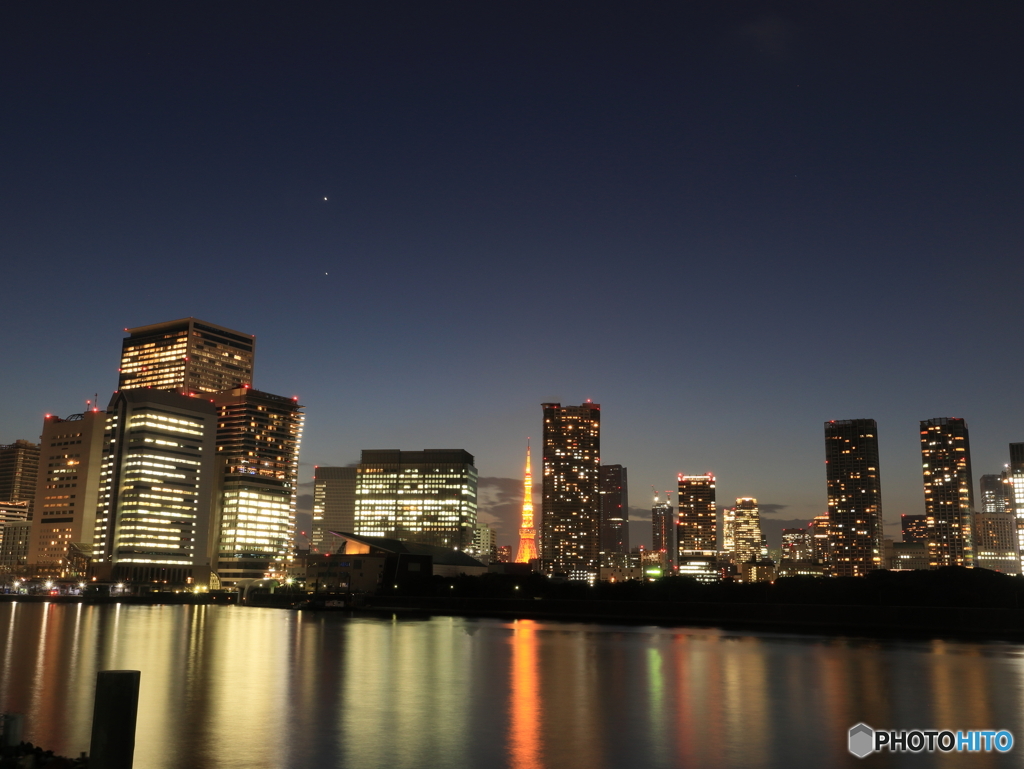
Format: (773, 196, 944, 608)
(3, 3, 1022, 548)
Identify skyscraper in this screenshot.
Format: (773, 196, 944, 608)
(515, 442, 538, 564)
(1009, 444, 1024, 571)
(921, 418, 974, 567)
(599, 464, 629, 556)
(31, 409, 106, 576)
(93, 390, 219, 585)
(808, 514, 831, 566)
(651, 492, 675, 567)
(118, 317, 255, 394)
(0, 440, 41, 518)
(312, 466, 357, 554)
(781, 528, 813, 561)
(824, 419, 883, 578)
(721, 505, 736, 554)
(354, 450, 478, 549)
(677, 474, 716, 554)
(211, 387, 304, 583)
(975, 471, 1018, 573)
(981, 473, 1013, 514)
(540, 401, 601, 582)
(732, 498, 762, 564)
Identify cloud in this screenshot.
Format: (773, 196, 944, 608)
(477, 476, 534, 545)
(627, 506, 652, 522)
(757, 503, 790, 517)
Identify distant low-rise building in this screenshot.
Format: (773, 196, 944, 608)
(887, 541, 929, 570)
(677, 550, 721, 584)
(776, 560, 826, 578)
(600, 565, 646, 582)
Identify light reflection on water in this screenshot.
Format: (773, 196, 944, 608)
(2, 603, 1024, 768)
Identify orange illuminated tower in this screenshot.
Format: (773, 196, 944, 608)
(515, 441, 538, 563)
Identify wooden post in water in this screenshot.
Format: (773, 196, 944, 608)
(2, 713, 24, 747)
(89, 670, 141, 769)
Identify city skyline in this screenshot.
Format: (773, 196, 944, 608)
(6, 323, 1024, 552)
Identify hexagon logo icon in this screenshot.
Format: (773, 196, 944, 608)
(849, 723, 875, 758)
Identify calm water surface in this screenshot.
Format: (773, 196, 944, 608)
(2, 603, 1023, 768)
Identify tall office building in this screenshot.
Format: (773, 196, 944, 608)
(781, 528, 813, 561)
(677, 474, 716, 553)
(31, 410, 106, 576)
(975, 471, 1018, 573)
(540, 401, 601, 582)
(651, 492, 675, 567)
(721, 505, 736, 554)
(93, 390, 219, 585)
(973, 510, 1019, 574)
(920, 418, 974, 567)
(981, 473, 1013, 514)
(1009, 444, 1024, 571)
(0, 440, 41, 518)
(354, 450, 478, 549)
(515, 443, 538, 564)
(732, 498, 762, 564)
(118, 318, 255, 394)
(824, 419, 884, 578)
(599, 464, 629, 556)
(808, 514, 831, 565)
(312, 466, 357, 554)
(211, 387, 304, 583)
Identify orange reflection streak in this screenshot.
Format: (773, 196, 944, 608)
(509, 620, 543, 769)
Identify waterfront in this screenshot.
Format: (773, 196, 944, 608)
(1, 603, 1023, 768)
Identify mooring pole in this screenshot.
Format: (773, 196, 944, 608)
(89, 670, 141, 769)
(2, 713, 24, 748)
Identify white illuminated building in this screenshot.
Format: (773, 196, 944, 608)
(93, 390, 218, 585)
(211, 387, 304, 583)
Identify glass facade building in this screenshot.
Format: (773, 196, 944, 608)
(0, 440, 40, 518)
(93, 390, 218, 585)
(599, 464, 629, 557)
(354, 449, 478, 550)
(119, 317, 255, 394)
(211, 387, 304, 583)
(732, 497, 762, 564)
(651, 493, 675, 567)
(1009, 444, 1024, 572)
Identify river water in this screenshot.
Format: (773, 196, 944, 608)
(1, 602, 1023, 768)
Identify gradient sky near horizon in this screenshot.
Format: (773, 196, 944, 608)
(2, 3, 1023, 547)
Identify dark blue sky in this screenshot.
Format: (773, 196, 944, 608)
(2, 2, 1022, 546)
